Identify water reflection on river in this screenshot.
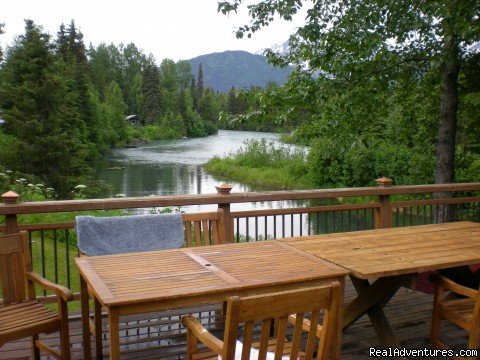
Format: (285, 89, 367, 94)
(94, 130, 305, 214)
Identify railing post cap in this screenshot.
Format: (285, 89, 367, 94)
(375, 177, 393, 187)
(215, 183, 233, 195)
(2, 191, 20, 204)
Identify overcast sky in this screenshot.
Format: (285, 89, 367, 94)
(1, 0, 307, 61)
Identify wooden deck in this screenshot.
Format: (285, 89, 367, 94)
(0, 279, 468, 360)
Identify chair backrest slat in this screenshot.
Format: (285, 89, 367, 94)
(184, 225, 193, 247)
(289, 313, 304, 360)
(242, 322, 255, 360)
(0, 232, 30, 305)
(258, 318, 272, 360)
(202, 220, 210, 246)
(274, 316, 288, 359)
(305, 310, 320, 360)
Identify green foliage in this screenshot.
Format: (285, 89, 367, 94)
(104, 81, 128, 144)
(0, 20, 91, 196)
(205, 139, 312, 189)
(0, 169, 55, 202)
(218, 0, 480, 188)
(0, 22, 4, 61)
(140, 60, 162, 124)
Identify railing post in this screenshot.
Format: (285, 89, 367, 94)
(2, 191, 20, 234)
(215, 183, 233, 243)
(375, 178, 393, 229)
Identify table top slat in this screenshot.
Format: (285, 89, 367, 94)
(279, 221, 480, 279)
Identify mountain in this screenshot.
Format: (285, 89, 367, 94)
(187, 50, 292, 92)
(256, 40, 290, 56)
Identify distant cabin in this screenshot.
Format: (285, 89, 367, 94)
(125, 114, 140, 126)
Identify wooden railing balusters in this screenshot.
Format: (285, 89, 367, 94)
(65, 229, 71, 289)
(290, 213, 294, 237)
(274, 215, 277, 238)
(54, 230, 59, 284)
(41, 230, 46, 296)
(264, 215, 268, 239)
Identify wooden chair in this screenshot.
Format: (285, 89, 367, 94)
(182, 209, 227, 246)
(0, 231, 73, 360)
(181, 282, 342, 360)
(431, 275, 480, 350)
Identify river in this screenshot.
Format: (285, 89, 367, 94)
(94, 130, 300, 212)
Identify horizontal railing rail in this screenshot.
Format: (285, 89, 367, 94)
(1, 182, 480, 215)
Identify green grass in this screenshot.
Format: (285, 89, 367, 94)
(30, 231, 81, 311)
(204, 139, 314, 190)
(205, 157, 314, 189)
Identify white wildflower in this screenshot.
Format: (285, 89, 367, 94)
(75, 184, 87, 189)
(115, 193, 126, 198)
(5, 170, 12, 173)
(27, 183, 34, 187)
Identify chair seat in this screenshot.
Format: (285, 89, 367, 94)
(192, 339, 305, 360)
(0, 300, 61, 345)
(442, 298, 476, 324)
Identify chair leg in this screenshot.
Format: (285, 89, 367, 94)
(186, 329, 198, 360)
(31, 334, 41, 360)
(430, 306, 442, 348)
(60, 321, 71, 360)
(58, 296, 71, 360)
(467, 328, 480, 349)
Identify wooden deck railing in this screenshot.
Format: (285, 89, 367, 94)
(1, 178, 480, 302)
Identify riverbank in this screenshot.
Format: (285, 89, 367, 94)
(204, 139, 314, 190)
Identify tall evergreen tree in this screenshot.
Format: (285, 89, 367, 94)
(140, 59, 162, 124)
(195, 63, 204, 111)
(0, 20, 89, 195)
(56, 20, 95, 147)
(0, 23, 4, 61)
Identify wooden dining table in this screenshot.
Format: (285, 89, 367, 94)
(76, 240, 347, 360)
(279, 221, 480, 350)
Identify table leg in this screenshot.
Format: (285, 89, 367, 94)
(344, 275, 403, 348)
(94, 297, 103, 359)
(108, 307, 120, 360)
(80, 275, 92, 360)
